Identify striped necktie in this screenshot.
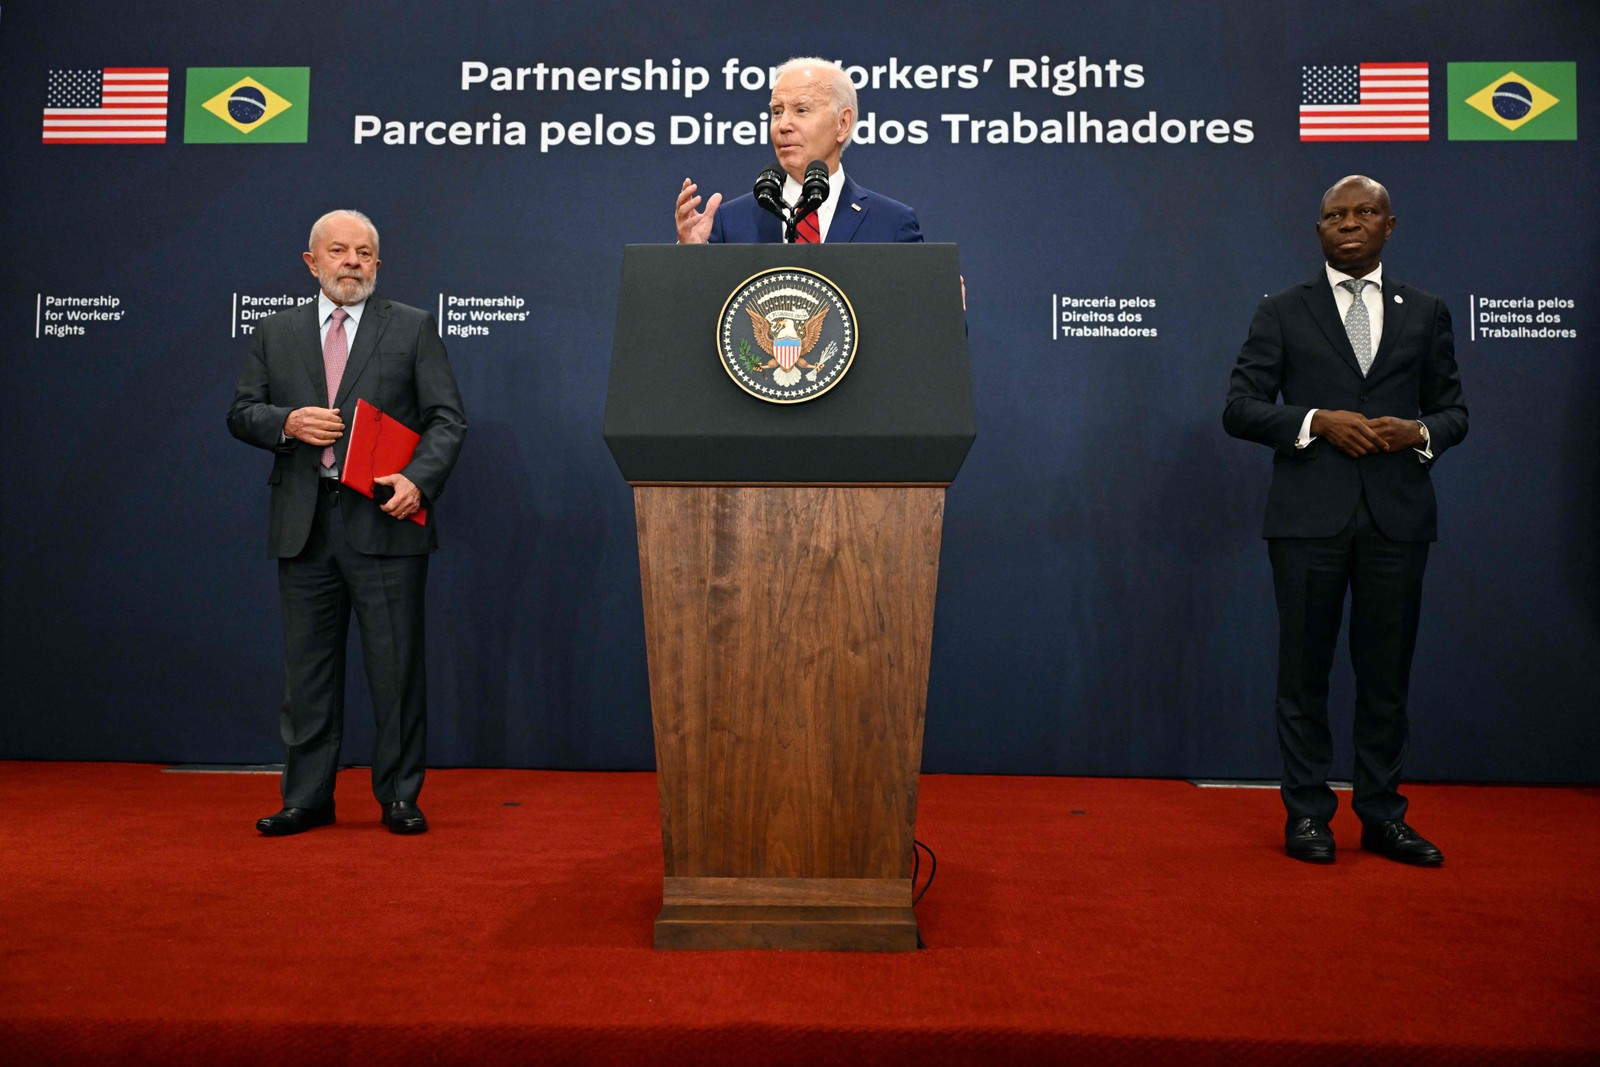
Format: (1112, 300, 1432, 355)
(795, 210, 820, 244)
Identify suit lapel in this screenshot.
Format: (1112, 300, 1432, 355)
(1369, 277, 1410, 377)
(1298, 274, 1365, 378)
(296, 300, 328, 403)
(334, 296, 388, 408)
(824, 175, 868, 244)
(757, 209, 783, 244)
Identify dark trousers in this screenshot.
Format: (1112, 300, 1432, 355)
(1268, 495, 1429, 825)
(276, 486, 429, 808)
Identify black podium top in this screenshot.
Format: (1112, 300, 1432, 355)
(604, 243, 975, 483)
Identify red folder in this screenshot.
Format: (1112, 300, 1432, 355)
(340, 398, 428, 527)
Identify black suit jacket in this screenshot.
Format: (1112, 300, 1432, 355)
(1224, 272, 1467, 542)
(228, 294, 467, 558)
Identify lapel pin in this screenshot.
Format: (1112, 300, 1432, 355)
(851, 203, 861, 211)
(1393, 294, 1403, 304)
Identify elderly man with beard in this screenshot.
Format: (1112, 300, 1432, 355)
(228, 209, 466, 836)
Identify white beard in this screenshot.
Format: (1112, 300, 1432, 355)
(318, 269, 375, 305)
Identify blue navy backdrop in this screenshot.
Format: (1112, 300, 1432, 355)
(2, 2, 1596, 782)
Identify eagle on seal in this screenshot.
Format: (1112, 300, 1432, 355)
(745, 303, 830, 386)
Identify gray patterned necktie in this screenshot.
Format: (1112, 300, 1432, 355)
(1340, 278, 1374, 375)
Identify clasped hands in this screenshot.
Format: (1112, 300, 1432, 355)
(284, 406, 423, 520)
(1310, 410, 1424, 458)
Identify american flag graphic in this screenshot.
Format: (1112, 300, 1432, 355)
(1299, 63, 1429, 141)
(42, 68, 169, 144)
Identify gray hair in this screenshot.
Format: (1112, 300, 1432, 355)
(308, 209, 380, 256)
(774, 56, 858, 145)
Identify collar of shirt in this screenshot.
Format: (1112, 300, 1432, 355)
(318, 291, 368, 342)
(1324, 261, 1384, 357)
(781, 166, 845, 242)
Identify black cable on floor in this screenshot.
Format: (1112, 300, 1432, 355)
(912, 838, 937, 949)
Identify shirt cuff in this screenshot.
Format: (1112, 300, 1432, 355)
(1413, 420, 1433, 462)
(1295, 409, 1318, 449)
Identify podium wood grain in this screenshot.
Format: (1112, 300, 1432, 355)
(635, 485, 943, 950)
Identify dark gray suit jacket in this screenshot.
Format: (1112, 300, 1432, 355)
(228, 294, 467, 558)
(1224, 273, 1467, 542)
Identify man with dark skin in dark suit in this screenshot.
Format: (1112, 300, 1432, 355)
(1225, 175, 1468, 866)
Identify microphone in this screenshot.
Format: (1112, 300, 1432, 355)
(795, 160, 830, 221)
(753, 165, 786, 220)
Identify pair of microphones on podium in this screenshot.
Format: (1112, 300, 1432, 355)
(753, 159, 830, 243)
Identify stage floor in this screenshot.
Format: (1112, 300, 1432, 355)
(2, 762, 1596, 1064)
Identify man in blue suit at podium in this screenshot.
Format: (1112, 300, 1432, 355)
(673, 56, 923, 246)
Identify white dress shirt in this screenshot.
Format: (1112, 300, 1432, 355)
(1296, 263, 1430, 460)
(318, 291, 367, 348)
(1325, 262, 1384, 361)
(780, 166, 845, 243)
(287, 293, 369, 473)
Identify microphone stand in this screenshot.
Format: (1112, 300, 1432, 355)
(756, 166, 824, 243)
(752, 163, 825, 244)
(787, 200, 824, 244)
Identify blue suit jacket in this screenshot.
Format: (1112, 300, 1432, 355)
(1223, 273, 1468, 542)
(709, 174, 923, 243)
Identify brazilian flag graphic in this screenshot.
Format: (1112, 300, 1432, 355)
(184, 67, 310, 143)
(1447, 62, 1576, 140)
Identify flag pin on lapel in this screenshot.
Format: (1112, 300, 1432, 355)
(1394, 294, 1403, 303)
(851, 203, 861, 211)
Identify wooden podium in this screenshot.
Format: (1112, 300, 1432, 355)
(605, 244, 974, 951)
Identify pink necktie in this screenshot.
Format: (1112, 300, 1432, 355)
(321, 307, 349, 468)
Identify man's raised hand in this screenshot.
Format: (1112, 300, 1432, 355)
(675, 178, 722, 244)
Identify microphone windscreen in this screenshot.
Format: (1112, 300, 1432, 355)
(754, 166, 786, 218)
(799, 160, 829, 214)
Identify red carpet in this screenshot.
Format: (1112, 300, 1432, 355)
(2, 763, 1596, 1064)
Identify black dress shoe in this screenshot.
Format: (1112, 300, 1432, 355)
(256, 801, 335, 836)
(1285, 816, 1335, 863)
(382, 801, 428, 835)
(1361, 820, 1443, 866)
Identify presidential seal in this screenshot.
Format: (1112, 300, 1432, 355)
(717, 268, 857, 404)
